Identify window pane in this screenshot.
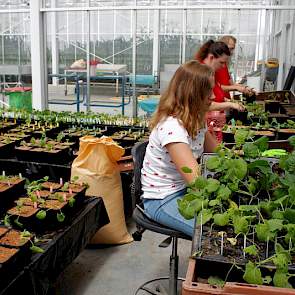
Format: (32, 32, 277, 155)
(136, 36, 153, 74)
(185, 35, 202, 61)
(160, 10, 182, 34)
(159, 35, 181, 71)
(187, 10, 202, 34)
(203, 10, 221, 35)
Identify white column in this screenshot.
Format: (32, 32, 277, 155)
(30, 0, 48, 110)
(152, 0, 160, 76)
(51, 0, 59, 86)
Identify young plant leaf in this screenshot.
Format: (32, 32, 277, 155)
(30, 245, 44, 254)
(284, 208, 295, 223)
(209, 199, 221, 207)
(36, 210, 46, 220)
(243, 261, 263, 285)
(205, 179, 220, 193)
(57, 212, 65, 222)
(234, 129, 249, 146)
(233, 216, 248, 235)
(68, 197, 76, 207)
(273, 270, 292, 288)
(243, 245, 258, 257)
(217, 185, 231, 200)
(208, 276, 225, 288)
(197, 209, 212, 225)
(14, 219, 23, 228)
(255, 223, 275, 242)
(193, 176, 208, 190)
(4, 215, 11, 227)
(262, 276, 272, 284)
(213, 212, 230, 226)
(243, 142, 260, 158)
(206, 156, 221, 171)
(253, 136, 269, 152)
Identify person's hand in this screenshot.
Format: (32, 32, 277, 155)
(235, 84, 252, 95)
(249, 87, 258, 96)
(230, 102, 245, 112)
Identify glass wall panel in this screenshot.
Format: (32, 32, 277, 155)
(239, 10, 259, 34)
(0, 12, 30, 65)
(220, 9, 239, 34)
(203, 9, 221, 35)
(236, 35, 257, 79)
(137, 10, 154, 34)
(160, 10, 182, 34)
(0, 0, 30, 10)
(99, 11, 114, 35)
(116, 10, 132, 35)
(114, 35, 132, 71)
(185, 35, 202, 61)
(159, 35, 181, 70)
(187, 10, 202, 34)
(136, 36, 153, 74)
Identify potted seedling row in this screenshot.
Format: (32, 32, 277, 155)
(0, 131, 31, 158)
(0, 120, 17, 133)
(6, 176, 88, 233)
(178, 133, 295, 291)
(0, 173, 25, 216)
(15, 133, 75, 164)
(222, 126, 276, 144)
(0, 227, 41, 290)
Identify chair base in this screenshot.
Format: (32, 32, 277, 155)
(135, 277, 185, 295)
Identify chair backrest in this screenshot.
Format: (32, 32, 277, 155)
(131, 141, 148, 207)
(283, 66, 295, 90)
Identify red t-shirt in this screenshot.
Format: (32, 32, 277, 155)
(199, 60, 227, 103)
(215, 65, 231, 99)
(213, 82, 226, 103)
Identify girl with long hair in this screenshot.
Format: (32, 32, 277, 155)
(141, 60, 238, 237)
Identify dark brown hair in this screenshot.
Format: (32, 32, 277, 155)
(150, 60, 213, 138)
(195, 40, 230, 61)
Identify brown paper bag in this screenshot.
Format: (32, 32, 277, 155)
(71, 136, 133, 244)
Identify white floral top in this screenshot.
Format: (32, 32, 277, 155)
(141, 116, 207, 200)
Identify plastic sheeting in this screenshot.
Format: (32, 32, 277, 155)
(0, 197, 109, 295)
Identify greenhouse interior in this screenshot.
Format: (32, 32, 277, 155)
(0, 0, 295, 294)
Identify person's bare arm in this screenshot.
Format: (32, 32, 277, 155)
(165, 142, 200, 184)
(221, 83, 252, 95)
(204, 131, 218, 153)
(209, 101, 245, 112)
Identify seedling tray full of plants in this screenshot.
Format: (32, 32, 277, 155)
(0, 226, 35, 289)
(5, 176, 88, 233)
(178, 131, 295, 290)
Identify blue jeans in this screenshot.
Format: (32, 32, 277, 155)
(143, 189, 194, 237)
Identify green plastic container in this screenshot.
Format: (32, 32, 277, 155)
(8, 91, 32, 111)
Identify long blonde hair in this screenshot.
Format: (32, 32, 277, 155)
(150, 60, 213, 138)
(219, 35, 237, 45)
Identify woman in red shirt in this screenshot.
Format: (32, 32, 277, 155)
(195, 40, 244, 141)
(195, 40, 230, 103)
(216, 35, 254, 98)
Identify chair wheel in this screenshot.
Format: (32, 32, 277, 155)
(132, 231, 142, 241)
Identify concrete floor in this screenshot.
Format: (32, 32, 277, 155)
(47, 84, 192, 295)
(53, 219, 192, 295)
